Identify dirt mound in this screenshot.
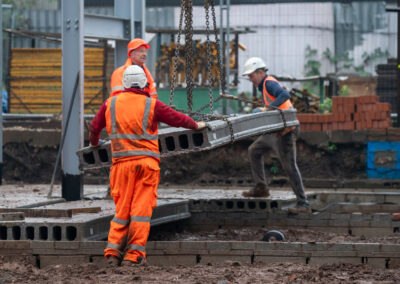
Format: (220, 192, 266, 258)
(2, 138, 366, 184)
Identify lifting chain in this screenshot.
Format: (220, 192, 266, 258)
(204, 0, 214, 114)
(184, 0, 195, 112)
(169, 0, 184, 107)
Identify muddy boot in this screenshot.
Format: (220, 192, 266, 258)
(121, 257, 146, 267)
(288, 205, 311, 214)
(242, 183, 270, 198)
(107, 255, 121, 267)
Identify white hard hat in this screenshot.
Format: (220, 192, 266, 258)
(122, 65, 148, 89)
(242, 57, 267, 76)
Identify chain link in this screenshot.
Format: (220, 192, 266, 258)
(169, 0, 184, 106)
(210, 0, 226, 94)
(184, 0, 194, 112)
(204, 0, 214, 114)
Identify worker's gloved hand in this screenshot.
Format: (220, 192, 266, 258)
(196, 121, 212, 130)
(90, 139, 106, 148)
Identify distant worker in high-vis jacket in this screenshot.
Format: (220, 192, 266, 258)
(110, 38, 157, 99)
(90, 65, 206, 266)
(241, 57, 310, 214)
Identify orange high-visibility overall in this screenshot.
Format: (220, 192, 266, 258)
(110, 58, 157, 98)
(104, 91, 160, 262)
(262, 75, 293, 110)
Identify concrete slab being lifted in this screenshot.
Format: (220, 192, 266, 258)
(77, 110, 299, 170)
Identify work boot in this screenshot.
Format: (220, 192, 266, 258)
(288, 205, 311, 214)
(242, 183, 270, 198)
(121, 256, 145, 267)
(107, 255, 121, 267)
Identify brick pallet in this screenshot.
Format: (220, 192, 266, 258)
(297, 95, 391, 132)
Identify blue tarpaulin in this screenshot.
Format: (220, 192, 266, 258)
(367, 141, 400, 179)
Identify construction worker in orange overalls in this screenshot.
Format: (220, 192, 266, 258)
(110, 38, 158, 99)
(90, 65, 207, 266)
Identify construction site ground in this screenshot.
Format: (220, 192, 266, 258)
(2, 127, 400, 282)
(1, 184, 400, 283)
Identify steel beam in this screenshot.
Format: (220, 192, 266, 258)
(61, 0, 84, 201)
(84, 14, 130, 40)
(114, 0, 145, 68)
(77, 110, 299, 171)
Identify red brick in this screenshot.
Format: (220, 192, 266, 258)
(338, 105, 344, 113)
(381, 103, 390, 113)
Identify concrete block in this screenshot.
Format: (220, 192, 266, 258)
(212, 250, 253, 256)
(369, 220, 392, 228)
(302, 243, 328, 251)
(254, 256, 306, 264)
(200, 255, 251, 265)
(231, 241, 255, 250)
(270, 242, 303, 251)
(253, 250, 301, 257)
(206, 241, 232, 251)
(380, 244, 400, 253)
(354, 243, 381, 252)
(54, 241, 80, 250)
(328, 219, 350, 227)
(179, 241, 207, 251)
(254, 242, 275, 251)
(366, 257, 387, 268)
(309, 256, 361, 265)
(39, 255, 89, 268)
(0, 240, 30, 250)
(351, 227, 393, 237)
(311, 250, 357, 257)
(154, 241, 180, 250)
(349, 220, 371, 227)
(79, 241, 106, 249)
(325, 243, 354, 251)
(30, 241, 55, 249)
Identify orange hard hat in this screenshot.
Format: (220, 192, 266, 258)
(127, 38, 150, 57)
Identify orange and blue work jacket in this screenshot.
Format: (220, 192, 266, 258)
(259, 75, 293, 110)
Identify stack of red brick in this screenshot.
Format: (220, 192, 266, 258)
(297, 95, 391, 131)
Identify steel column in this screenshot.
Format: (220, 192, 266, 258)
(114, 0, 145, 68)
(0, 0, 3, 186)
(61, 0, 84, 201)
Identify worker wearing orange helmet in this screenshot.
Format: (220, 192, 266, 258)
(110, 38, 158, 98)
(90, 65, 206, 266)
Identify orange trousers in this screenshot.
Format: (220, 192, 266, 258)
(104, 157, 160, 262)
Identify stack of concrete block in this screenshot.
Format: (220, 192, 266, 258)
(297, 95, 391, 132)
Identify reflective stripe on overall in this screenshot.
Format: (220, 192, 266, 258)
(104, 92, 160, 262)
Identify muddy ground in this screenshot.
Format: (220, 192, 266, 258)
(1, 256, 400, 283)
(2, 138, 366, 184)
(149, 227, 400, 244)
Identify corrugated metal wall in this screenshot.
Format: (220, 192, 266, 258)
(8, 48, 107, 114)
